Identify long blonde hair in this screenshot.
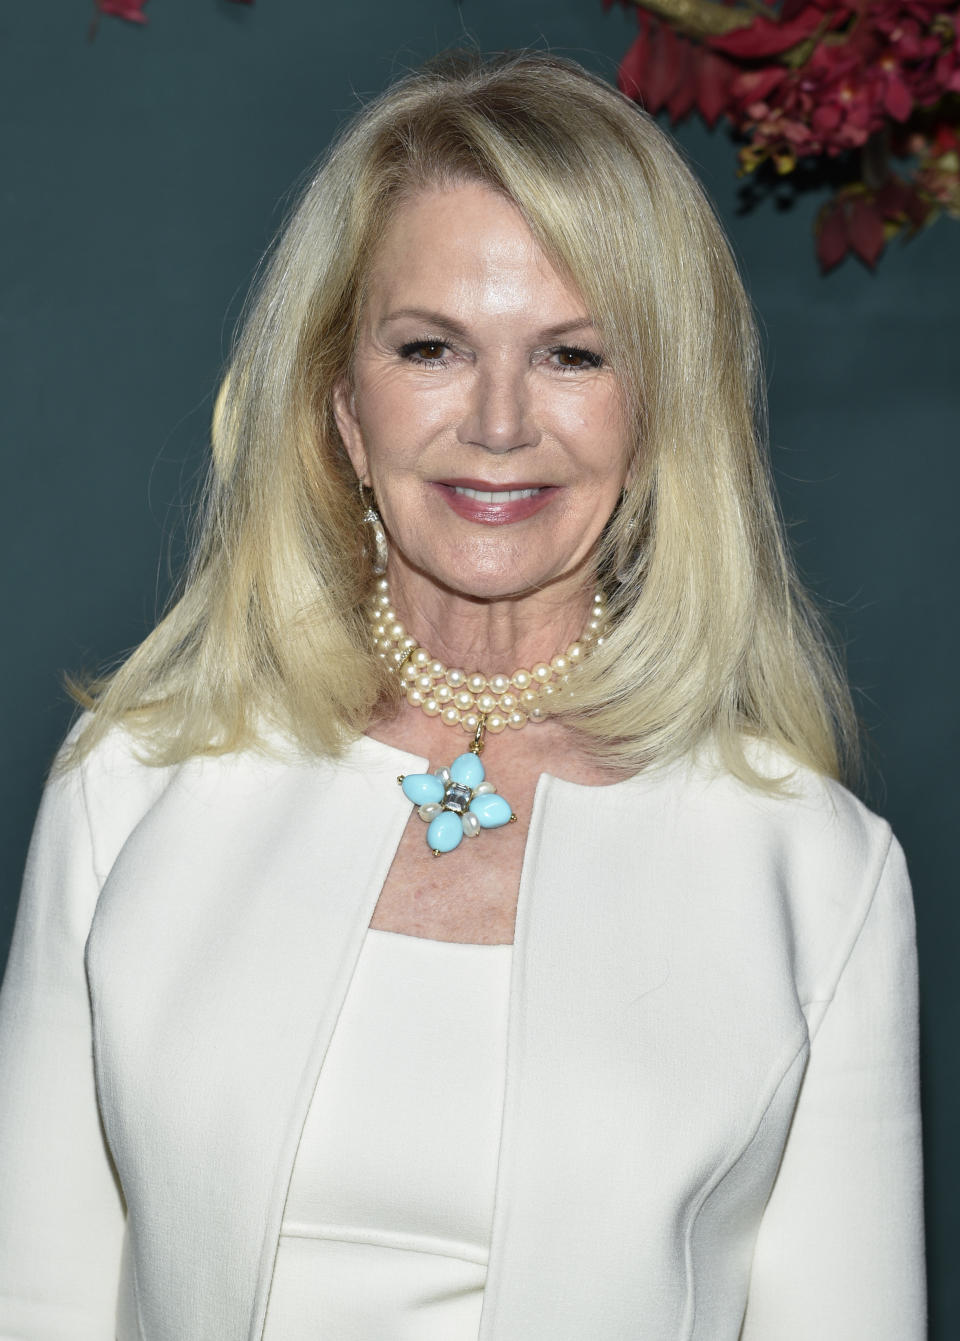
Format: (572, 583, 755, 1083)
(69, 51, 858, 787)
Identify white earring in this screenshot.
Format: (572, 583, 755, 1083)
(359, 482, 388, 576)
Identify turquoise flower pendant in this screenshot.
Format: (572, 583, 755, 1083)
(398, 746, 517, 856)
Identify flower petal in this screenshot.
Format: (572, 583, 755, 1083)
(427, 811, 464, 853)
(450, 753, 485, 788)
(469, 793, 513, 829)
(401, 773, 445, 806)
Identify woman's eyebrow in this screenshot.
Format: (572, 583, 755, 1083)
(378, 307, 597, 342)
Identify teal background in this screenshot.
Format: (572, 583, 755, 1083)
(2, 0, 957, 1330)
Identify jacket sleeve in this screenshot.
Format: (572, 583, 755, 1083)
(739, 834, 926, 1340)
(0, 759, 126, 1340)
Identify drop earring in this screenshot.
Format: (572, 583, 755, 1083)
(613, 494, 644, 587)
(359, 481, 389, 576)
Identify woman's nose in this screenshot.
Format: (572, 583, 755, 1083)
(456, 362, 540, 454)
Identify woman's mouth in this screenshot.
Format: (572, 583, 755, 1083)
(433, 480, 558, 525)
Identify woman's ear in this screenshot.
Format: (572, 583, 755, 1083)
(332, 378, 369, 484)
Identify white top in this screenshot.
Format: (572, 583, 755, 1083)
(261, 928, 513, 1340)
(0, 730, 924, 1340)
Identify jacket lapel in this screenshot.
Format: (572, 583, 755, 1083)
(478, 766, 806, 1340)
(87, 736, 428, 1341)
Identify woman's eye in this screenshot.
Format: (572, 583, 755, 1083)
(551, 346, 603, 370)
(399, 340, 449, 363)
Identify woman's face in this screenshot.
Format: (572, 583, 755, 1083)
(334, 182, 632, 604)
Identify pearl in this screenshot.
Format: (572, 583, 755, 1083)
(369, 576, 604, 737)
(461, 811, 481, 837)
(436, 767, 452, 784)
(474, 780, 497, 795)
(418, 802, 442, 821)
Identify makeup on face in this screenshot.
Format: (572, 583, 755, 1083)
(334, 182, 632, 605)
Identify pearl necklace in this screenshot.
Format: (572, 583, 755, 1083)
(367, 577, 608, 735)
(367, 579, 608, 856)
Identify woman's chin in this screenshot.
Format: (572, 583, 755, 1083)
(389, 555, 588, 608)
(384, 525, 598, 607)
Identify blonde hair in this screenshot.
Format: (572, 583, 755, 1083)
(69, 51, 858, 786)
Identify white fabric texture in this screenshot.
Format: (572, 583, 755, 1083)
(261, 927, 511, 1340)
(0, 727, 925, 1340)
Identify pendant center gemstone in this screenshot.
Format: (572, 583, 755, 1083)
(443, 781, 473, 814)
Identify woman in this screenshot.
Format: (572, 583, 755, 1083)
(0, 51, 924, 1341)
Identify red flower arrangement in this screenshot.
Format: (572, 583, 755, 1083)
(92, 0, 252, 30)
(611, 0, 960, 269)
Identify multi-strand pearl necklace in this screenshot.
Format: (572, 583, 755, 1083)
(368, 577, 608, 854)
(367, 577, 608, 735)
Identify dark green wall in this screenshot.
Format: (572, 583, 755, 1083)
(2, 0, 957, 1330)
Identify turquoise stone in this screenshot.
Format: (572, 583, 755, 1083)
(450, 752, 485, 789)
(401, 773, 445, 806)
(427, 810, 464, 852)
(469, 792, 513, 829)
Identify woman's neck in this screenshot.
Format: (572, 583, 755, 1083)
(384, 560, 598, 676)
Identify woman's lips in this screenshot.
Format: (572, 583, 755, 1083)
(432, 481, 558, 525)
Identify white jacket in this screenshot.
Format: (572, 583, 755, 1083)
(0, 729, 925, 1340)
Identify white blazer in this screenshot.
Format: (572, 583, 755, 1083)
(0, 729, 925, 1340)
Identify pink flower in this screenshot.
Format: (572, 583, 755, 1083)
(708, 5, 838, 60)
(618, 13, 738, 129)
(97, 0, 148, 22)
(96, 0, 251, 22)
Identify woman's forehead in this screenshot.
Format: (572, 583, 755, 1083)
(363, 184, 592, 331)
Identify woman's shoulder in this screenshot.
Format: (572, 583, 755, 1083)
(49, 717, 187, 884)
(56, 715, 338, 879)
(672, 735, 895, 856)
(683, 740, 907, 972)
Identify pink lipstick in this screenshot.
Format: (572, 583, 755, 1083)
(432, 479, 558, 525)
